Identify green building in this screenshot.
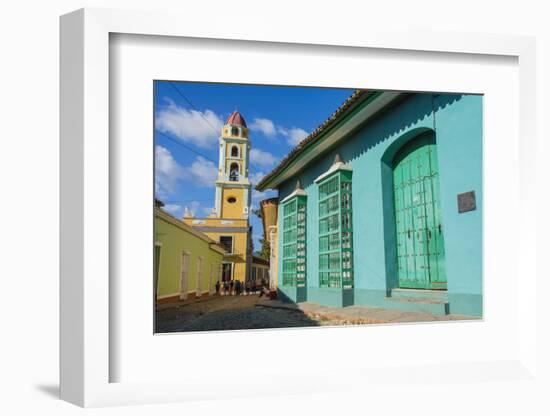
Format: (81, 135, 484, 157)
(256, 91, 483, 317)
(155, 202, 226, 304)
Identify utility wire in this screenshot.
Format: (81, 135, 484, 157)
(155, 131, 217, 164)
(168, 81, 221, 136)
(162, 199, 215, 204)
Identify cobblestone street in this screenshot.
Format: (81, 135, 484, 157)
(155, 294, 474, 333)
(156, 295, 322, 333)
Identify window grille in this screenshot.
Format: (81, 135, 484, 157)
(281, 194, 307, 287)
(318, 170, 353, 289)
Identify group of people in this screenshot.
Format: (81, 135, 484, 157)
(215, 278, 269, 297)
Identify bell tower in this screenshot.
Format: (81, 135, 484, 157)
(183, 110, 253, 284)
(214, 111, 251, 219)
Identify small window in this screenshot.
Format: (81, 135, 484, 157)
(231, 145, 239, 158)
(231, 127, 239, 136)
(219, 236, 233, 253)
(227, 196, 237, 204)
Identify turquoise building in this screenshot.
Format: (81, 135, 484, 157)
(256, 91, 483, 317)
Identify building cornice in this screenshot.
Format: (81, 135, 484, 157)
(193, 226, 250, 233)
(215, 180, 251, 188)
(281, 188, 307, 204)
(221, 137, 249, 144)
(314, 160, 353, 184)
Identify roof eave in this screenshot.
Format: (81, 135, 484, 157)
(256, 91, 404, 191)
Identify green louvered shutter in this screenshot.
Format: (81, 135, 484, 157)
(282, 195, 307, 287)
(318, 170, 353, 289)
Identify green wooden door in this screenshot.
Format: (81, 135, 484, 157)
(393, 132, 446, 289)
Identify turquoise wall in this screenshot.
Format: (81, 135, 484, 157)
(277, 93, 483, 316)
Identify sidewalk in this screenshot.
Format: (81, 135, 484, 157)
(256, 298, 477, 325)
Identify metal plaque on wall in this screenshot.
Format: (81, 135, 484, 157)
(457, 191, 476, 213)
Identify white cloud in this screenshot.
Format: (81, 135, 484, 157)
(249, 118, 277, 137)
(251, 187, 277, 203)
(248, 116, 309, 147)
(181, 156, 218, 188)
(250, 149, 277, 169)
(155, 146, 218, 208)
(249, 171, 266, 186)
(279, 127, 309, 146)
(162, 204, 183, 217)
(156, 99, 223, 149)
(250, 172, 270, 202)
(155, 145, 185, 198)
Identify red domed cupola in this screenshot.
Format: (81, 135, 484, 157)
(226, 111, 247, 128)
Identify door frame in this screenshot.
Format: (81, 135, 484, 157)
(196, 256, 204, 297)
(209, 262, 216, 295)
(391, 131, 446, 290)
(154, 242, 162, 300)
(221, 261, 234, 282)
(179, 251, 190, 300)
(380, 127, 445, 293)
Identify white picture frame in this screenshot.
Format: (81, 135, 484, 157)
(60, 8, 538, 408)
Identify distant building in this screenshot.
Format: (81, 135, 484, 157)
(251, 256, 270, 287)
(155, 202, 225, 304)
(256, 91, 483, 317)
(260, 198, 279, 292)
(183, 111, 254, 284)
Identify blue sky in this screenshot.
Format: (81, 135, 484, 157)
(154, 81, 355, 251)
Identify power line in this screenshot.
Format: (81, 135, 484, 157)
(168, 81, 221, 136)
(162, 199, 214, 204)
(155, 131, 217, 164)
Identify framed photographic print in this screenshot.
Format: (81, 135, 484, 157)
(153, 80, 483, 334)
(60, 7, 538, 408)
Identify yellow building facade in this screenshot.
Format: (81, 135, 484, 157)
(183, 111, 252, 284)
(155, 205, 225, 304)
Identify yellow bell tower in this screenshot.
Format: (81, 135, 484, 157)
(215, 111, 251, 218)
(182, 111, 252, 284)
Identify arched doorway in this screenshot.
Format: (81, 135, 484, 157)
(392, 131, 446, 290)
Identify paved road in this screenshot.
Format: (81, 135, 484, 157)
(155, 294, 474, 333)
(156, 295, 321, 333)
